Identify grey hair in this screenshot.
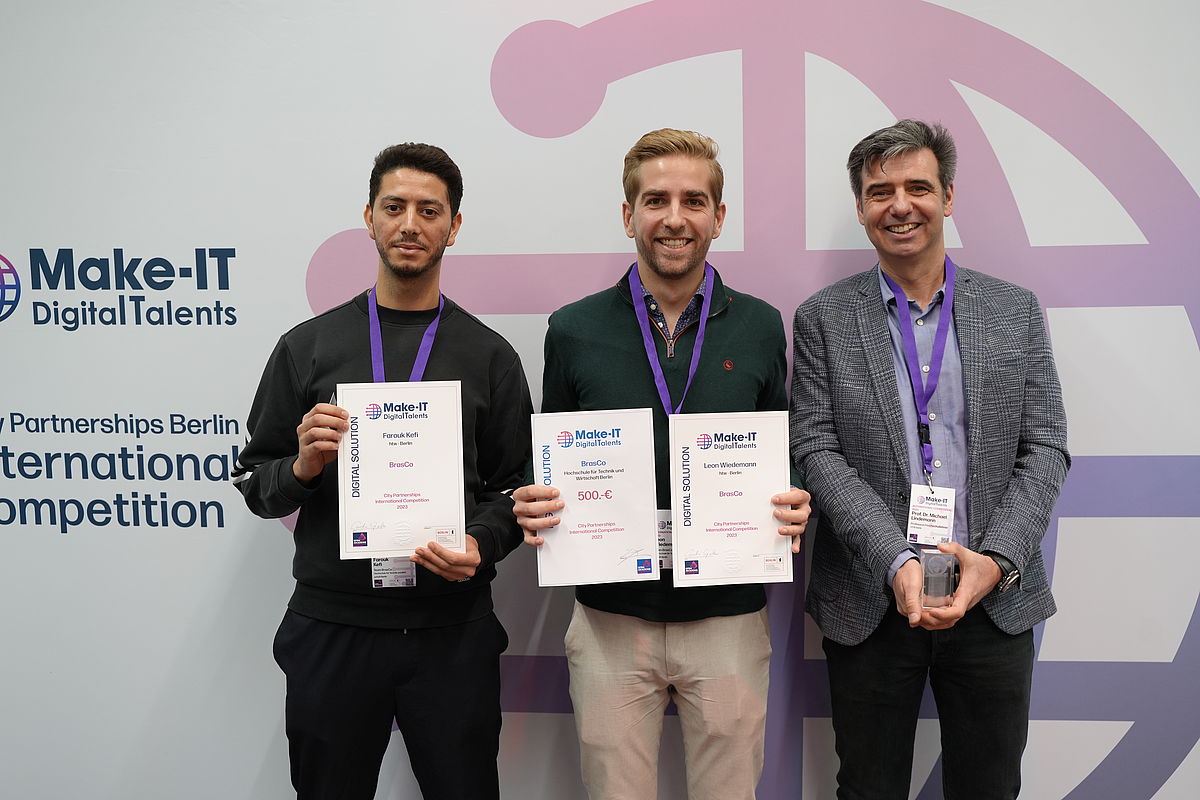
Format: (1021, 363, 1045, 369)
(847, 119, 957, 198)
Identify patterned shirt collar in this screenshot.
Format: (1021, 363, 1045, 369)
(640, 273, 708, 340)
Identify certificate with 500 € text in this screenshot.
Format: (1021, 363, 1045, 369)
(337, 381, 465, 560)
(669, 411, 792, 587)
(532, 408, 660, 586)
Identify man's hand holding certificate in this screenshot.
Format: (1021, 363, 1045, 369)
(519, 409, 659, 586)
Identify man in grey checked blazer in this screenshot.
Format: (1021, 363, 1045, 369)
(790, 120, 1069, 799)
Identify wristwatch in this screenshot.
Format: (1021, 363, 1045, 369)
(985, 552, 1020, 593)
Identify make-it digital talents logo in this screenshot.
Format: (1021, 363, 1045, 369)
(372, 401, 429, 421)
(0, 247, 238, 331)
(559, 426, 622, 450)
(696, 431, 757, 451)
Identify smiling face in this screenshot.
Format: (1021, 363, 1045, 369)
(364, 167, 462, 283)
(623, 154, 726, 283)
(856, 147, 954, 272)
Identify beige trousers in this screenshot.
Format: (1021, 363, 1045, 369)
(564, 601, 772, 800)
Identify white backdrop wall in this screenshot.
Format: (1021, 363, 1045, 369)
(1, 2, 1197, 798)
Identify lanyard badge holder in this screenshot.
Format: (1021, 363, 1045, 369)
(626, 263, 713, 563)
(883, 259, 961, 608)
(915, 431, 958, 608)
(914, 484, 959, 608)
(363, 286, 444, 589)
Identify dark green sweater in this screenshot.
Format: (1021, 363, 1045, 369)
(542, 265, 789, 622)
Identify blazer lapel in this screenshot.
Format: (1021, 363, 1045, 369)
(854, 271, 909, 481)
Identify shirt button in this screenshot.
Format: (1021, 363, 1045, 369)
(922, 364, 930, 373)
(650, 304, 657, 310)
(916, 319, 925, 326)
(659, 321, 666, 328)
(928, 412, 937, 421)
(933, 459, 942, 468)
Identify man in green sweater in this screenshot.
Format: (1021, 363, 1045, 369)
(513, 129, 811, 800)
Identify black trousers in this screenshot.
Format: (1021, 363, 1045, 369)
(272, 609, 509, 800)
(823, 606, 1034, 800)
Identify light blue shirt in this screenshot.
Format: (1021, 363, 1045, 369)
(879, 267, 970, 584)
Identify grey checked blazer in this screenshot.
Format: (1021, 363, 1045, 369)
(790, 266, 1070, 646)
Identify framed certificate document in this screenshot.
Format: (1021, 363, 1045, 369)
(336, 381, 466, 560)
(668, 411, 793, 587)
(531, 408, 660, 586)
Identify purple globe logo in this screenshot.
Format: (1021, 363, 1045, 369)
(556, 430, 573, 447)
(0, 253, 21, 323)
(696, 433, 713, 449)
(364, 403, 382, 420)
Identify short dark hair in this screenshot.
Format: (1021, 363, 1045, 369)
(847, 120, 956, 199)
(368, 143, 464, 215)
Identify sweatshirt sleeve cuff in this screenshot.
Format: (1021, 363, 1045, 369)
(469, 523, 499, 570)
(277, 455, 319, 506)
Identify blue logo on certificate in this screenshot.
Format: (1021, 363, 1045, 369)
(684, 560, 699, 575)
(636, 558, 652, 574)
(352, 531, 368, 547)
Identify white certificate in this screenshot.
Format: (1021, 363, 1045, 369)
(531, 408, 659, 586)
(336, 381, 466, 560)
(669, 411, 793, 587)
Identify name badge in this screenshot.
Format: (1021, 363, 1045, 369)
(371, 557, 416, 588)
(905, 484, 956, 546)
(656, 509, 672, 571)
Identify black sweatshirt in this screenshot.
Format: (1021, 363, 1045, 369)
(233, 291, 532, 629)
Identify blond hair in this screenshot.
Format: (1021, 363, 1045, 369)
(622, 128, 724, 205)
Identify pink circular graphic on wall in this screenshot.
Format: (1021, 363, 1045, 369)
(304, 2, 1200, 797)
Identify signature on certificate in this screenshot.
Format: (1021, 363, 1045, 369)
(683, 549, 720, 559)
(617, 547, 646, 564)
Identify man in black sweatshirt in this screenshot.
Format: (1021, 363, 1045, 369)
(233, 143, 532, 800)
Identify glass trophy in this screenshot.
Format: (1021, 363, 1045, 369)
(920, 548, 958, 608)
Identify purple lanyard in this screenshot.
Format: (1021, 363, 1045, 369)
(627, 263, 714, 416)
(881, 256, 957, 479)
(367, 286, 443, 383)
